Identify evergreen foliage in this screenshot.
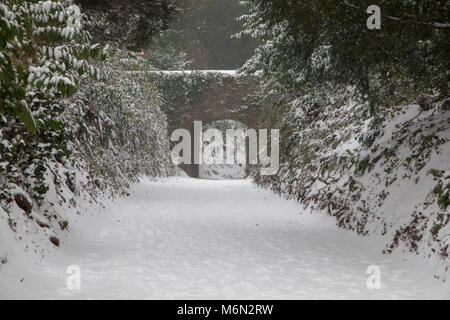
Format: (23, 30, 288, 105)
(66, 49, 175, 195)
(0, 0, 101, 205)
(156, 0, 259, 69)
(1, 1, 175, 240)
(238, 0, 449, 106)
(238, 0, 450, 261)
(74, 0, 177, 50)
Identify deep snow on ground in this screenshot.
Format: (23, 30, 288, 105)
(0, 177, 448, 299)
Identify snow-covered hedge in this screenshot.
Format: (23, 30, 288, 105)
(251, 84, 449, 278)
(0, 0, 100, 203)
(0, 1, 174, 258)
(65, 49, 175, 196)
(0, 0, 101, 261)
(238, 1, 449, 278)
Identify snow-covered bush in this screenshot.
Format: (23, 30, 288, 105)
(0, 0, 104, 257)
(251, 84, 449, 273)
(65, 48, 175, 196)
(1, 1, 174, 256)
(0, 0, 101, 207)
(238, 1, 449, 276)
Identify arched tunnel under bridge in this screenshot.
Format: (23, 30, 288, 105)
(148, 70, 264, 178)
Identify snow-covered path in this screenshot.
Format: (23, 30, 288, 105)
(1, 177, 448, 299)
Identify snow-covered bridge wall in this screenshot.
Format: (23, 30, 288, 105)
(148, 71, 262, 177)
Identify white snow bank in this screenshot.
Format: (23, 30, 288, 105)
(1, 177, 448, 299)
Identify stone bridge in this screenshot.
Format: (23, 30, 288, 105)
(148, 70, 262, 177)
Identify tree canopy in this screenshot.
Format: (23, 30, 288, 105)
(239, 0, 449, 107)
